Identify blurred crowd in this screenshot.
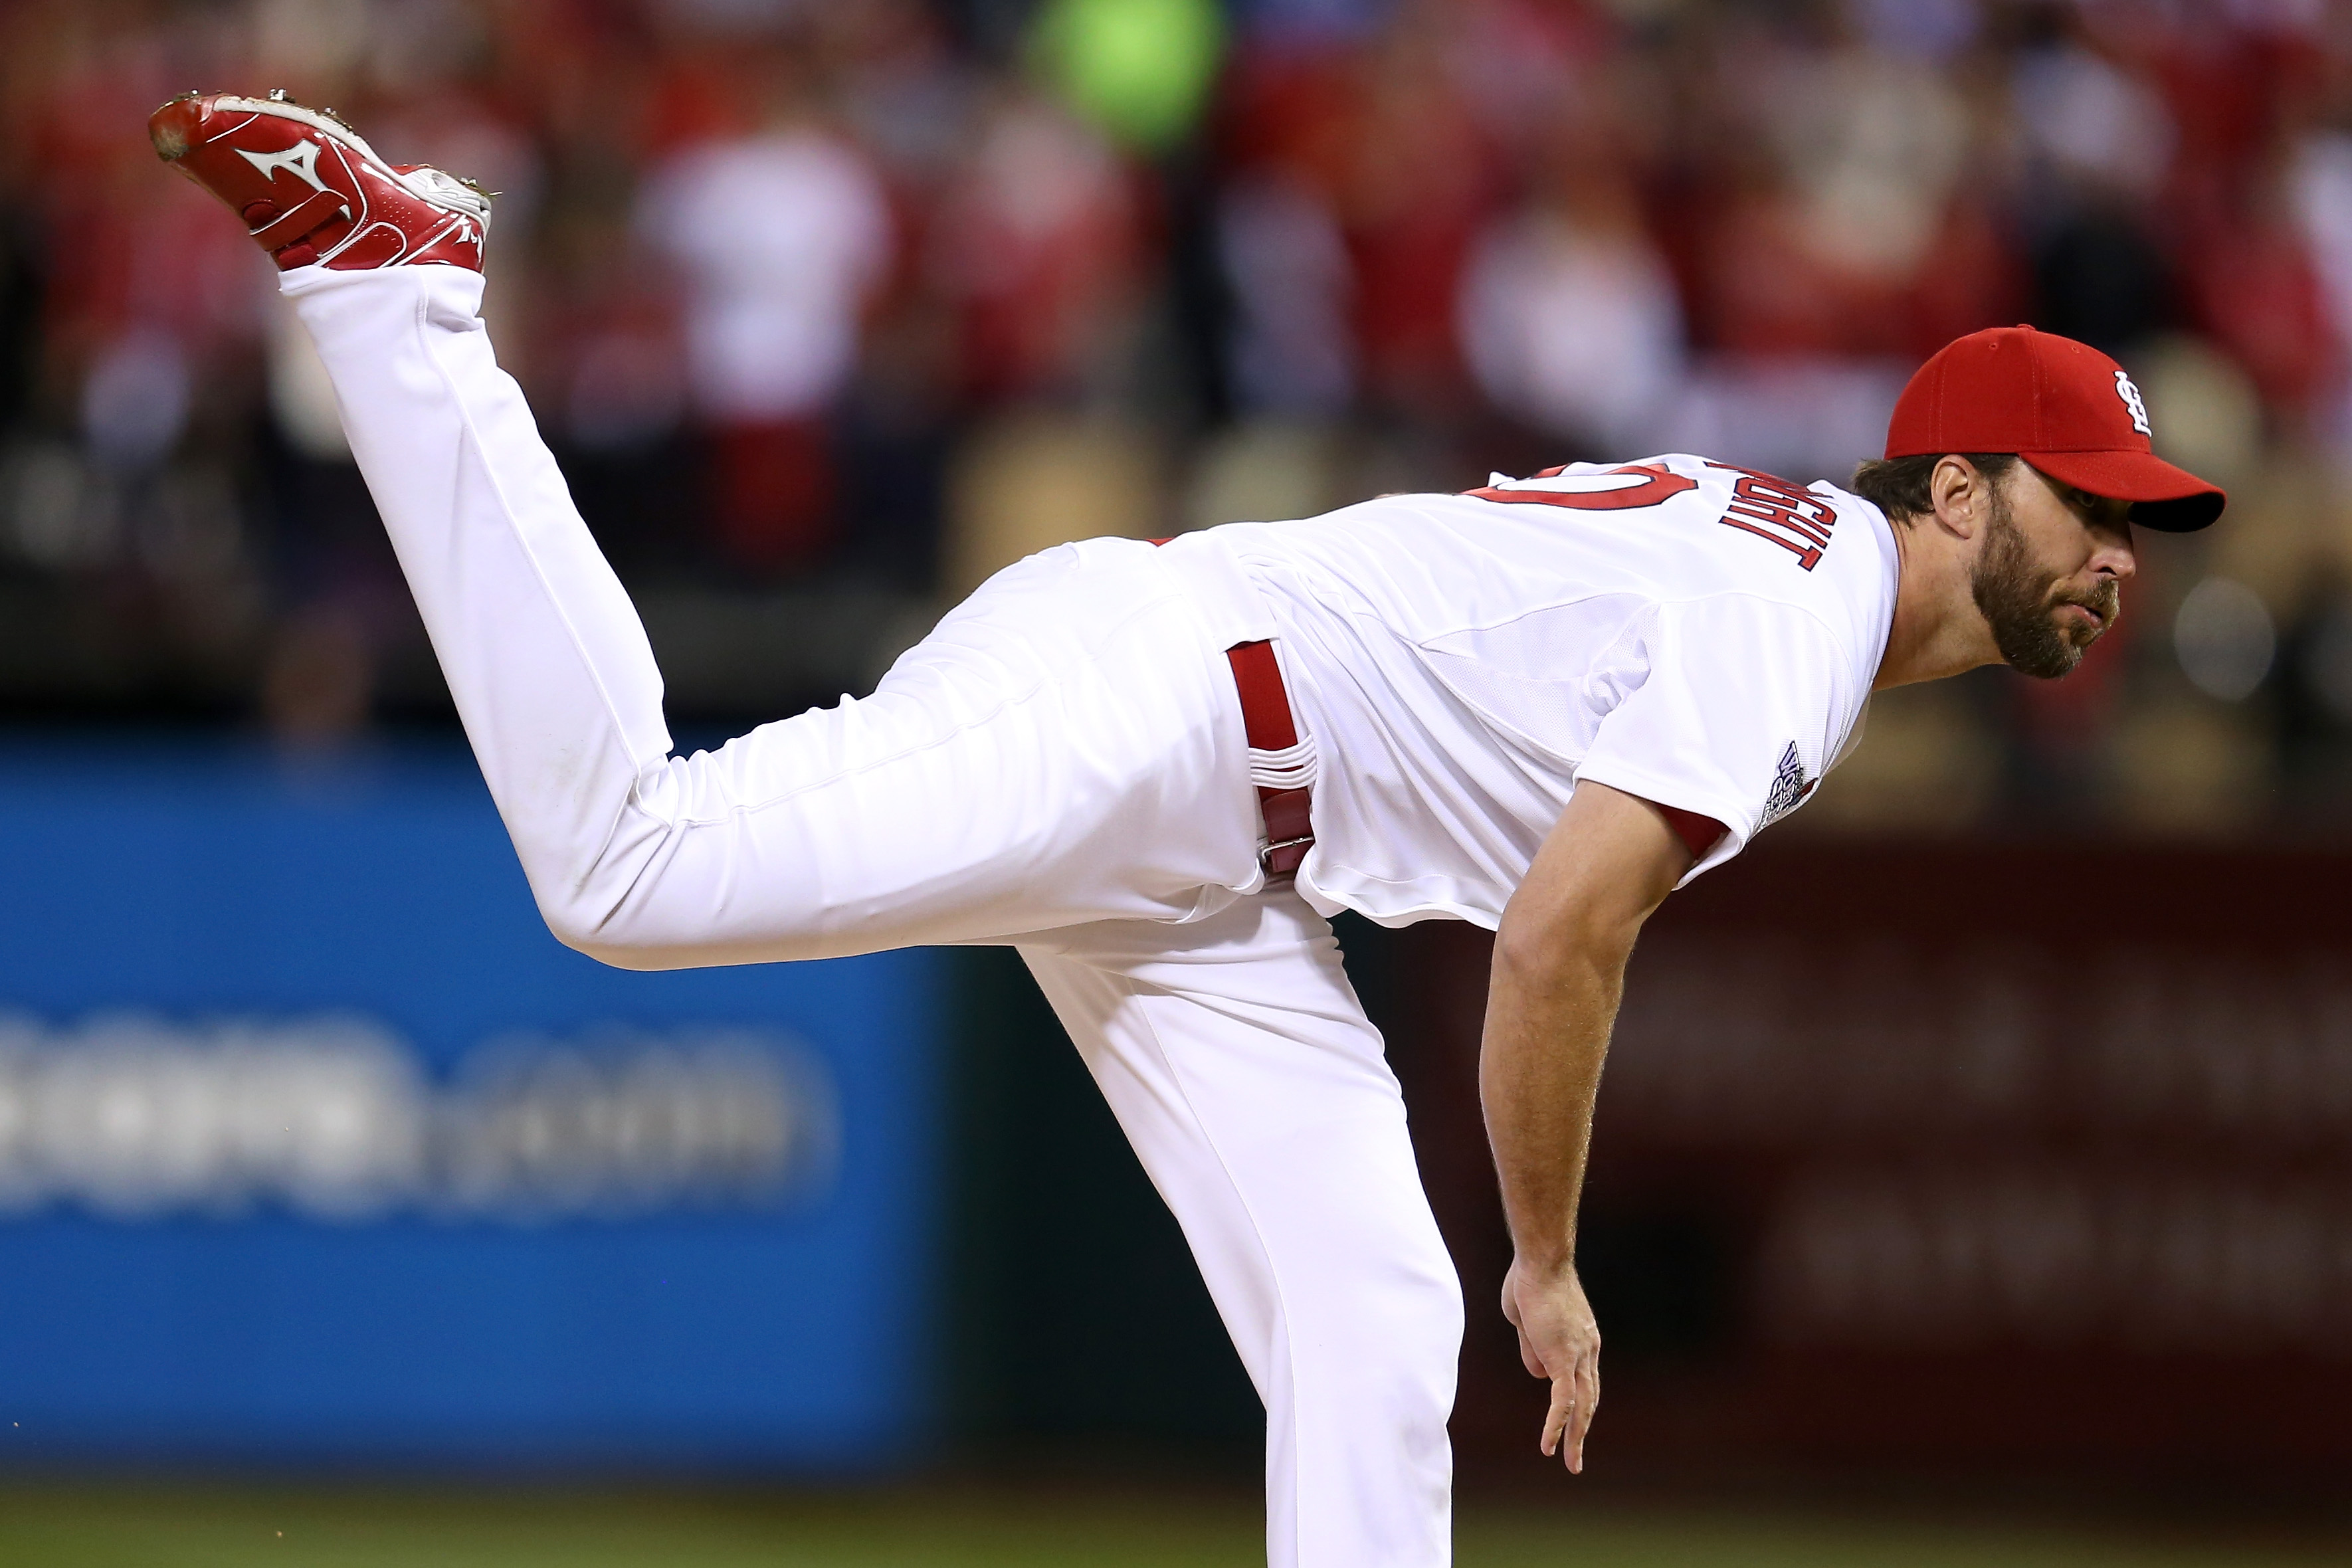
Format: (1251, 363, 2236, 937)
(6, 0, 2352, 832)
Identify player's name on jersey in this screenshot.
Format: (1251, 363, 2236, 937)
(1704, 460, 1842, 572)
(0, 1013, 838, 1223)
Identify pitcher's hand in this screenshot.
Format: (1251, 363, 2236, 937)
(1500, 1256, 1600, 1472)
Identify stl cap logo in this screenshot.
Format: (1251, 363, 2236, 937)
(2113, 369, 2153, 438)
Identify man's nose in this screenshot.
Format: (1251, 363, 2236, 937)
(2093, 521, 2138, 583)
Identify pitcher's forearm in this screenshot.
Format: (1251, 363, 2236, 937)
(1479, 782, 1686, 1274)
(1480, 936, 1623, 1273)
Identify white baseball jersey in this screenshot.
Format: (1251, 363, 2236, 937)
(1170, 454, 1898, 930)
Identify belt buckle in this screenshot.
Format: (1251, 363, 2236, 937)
(1260, 833, 1313, 880)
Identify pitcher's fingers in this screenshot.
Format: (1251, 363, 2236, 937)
(1566, 1353, 1600, 1473)
(1539, 1374, 1575, 1458)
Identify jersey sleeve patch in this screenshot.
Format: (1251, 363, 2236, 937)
(1757, 741, 1818, 829)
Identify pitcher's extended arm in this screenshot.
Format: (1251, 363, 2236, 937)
(1483, 780, 1688, 1472)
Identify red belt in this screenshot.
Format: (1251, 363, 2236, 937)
(1226, 638, 1315, 878)
(1148, 538, 1315, 878)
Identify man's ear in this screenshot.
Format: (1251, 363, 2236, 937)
(1928, 454, 1989, 541)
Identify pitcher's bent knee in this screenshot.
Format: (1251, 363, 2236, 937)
(532, 872, 876, 972)
(536, 898, 700, 971)
(538, 904, 840, 971)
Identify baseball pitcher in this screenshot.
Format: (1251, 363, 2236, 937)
(151, 93, 2226, 1567)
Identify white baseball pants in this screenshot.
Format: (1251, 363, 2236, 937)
(285, 264, 1462, 1566)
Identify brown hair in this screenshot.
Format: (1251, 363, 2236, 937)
(1848, 452, 2018, 524)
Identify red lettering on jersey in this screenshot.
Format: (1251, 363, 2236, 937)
(1727, 477, 1834, 548)
(1704, 461, 1838, 571)
(1716, 515, 1823, 570)
(1464, 462, 1700, 511)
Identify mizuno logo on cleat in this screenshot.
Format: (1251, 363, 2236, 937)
(236, 140, 330, 193)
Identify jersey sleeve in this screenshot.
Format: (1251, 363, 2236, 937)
(1572, 594, 1860, 887)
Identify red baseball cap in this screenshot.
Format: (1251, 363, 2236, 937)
(1884, 324, 2226, 532)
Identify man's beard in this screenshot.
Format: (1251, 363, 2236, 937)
(1971, 492, 2119, 680)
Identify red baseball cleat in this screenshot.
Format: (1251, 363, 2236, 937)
(149, 90, 491, 272)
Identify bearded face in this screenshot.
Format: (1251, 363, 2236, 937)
(1969, 479, 2121, 680)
